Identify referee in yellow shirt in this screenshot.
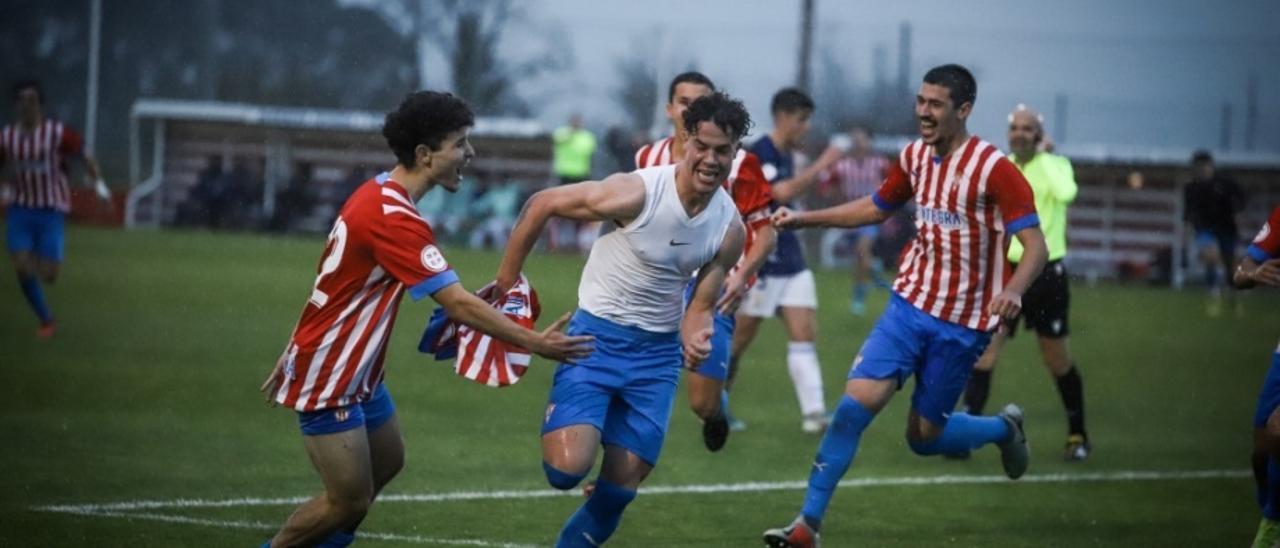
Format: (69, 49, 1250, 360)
(953, 104, 1090, 461)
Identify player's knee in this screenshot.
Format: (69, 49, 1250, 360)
(325, 489, 373, 520)
(542, 461, 587, 490)
(1266, 412, 1280, 442)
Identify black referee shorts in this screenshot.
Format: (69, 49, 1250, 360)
(1004, 259, 1070, 339)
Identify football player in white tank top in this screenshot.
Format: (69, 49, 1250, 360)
(493, 92, 749, 547)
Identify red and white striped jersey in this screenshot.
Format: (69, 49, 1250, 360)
(0, 119, 83, 212)
(874, 136, 1038, 331)
(635, 137, 773, 264)
(822, 154, 889, 202)
(272, 173, 460, 412)
(420, 275, 541, 387)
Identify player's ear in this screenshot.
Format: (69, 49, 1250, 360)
(955, 101, 973, 122)
(415, 144, 432, 170)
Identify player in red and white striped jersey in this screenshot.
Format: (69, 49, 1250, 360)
(818, 126, 891, 315)
(258, 91, 591, 548)
(1, 81, 109, 337)
(635, 72, 776, 451)
(764, 65, 1048, 548)
(1234, 205, 1280, 547)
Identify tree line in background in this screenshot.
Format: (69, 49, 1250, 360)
(4, 0, 914, 181)
(1, 0, 570, 179)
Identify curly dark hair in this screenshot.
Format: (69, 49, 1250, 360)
(681, 91, 753, 142)
(382, 91, 475, 167)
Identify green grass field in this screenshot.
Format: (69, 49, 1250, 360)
(2, 226, 1275, 547)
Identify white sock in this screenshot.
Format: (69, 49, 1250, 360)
(787, 341, 826, 416)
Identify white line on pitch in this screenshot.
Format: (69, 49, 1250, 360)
(49, 507, 538, 547)
(33, 468, 1249, 514)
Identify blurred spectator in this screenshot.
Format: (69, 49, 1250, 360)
(334, 166, 369, 206)
(817, 127, 891, 315)
(269, 161, 317, 233)
(551, 113, 596, 251)
(1183, 149, 1246, 316)
(175, 154, 226, 227)
(416, 174, 477, 242)
(467, 176, 523, 249)
(553, 113, 596, 184)
(220, 157, 263, 230)
(603, 125, 644, 173)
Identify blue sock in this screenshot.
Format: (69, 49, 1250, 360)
(1266, 457, 1280, 520)
(543, 461, 587, 490)
(316, 529, 356, 548)
(853, 282, 868, 304)
(801, 395, 876, 528)
(18, 276, 52, 324)
(907, 412, 1011, 456)
(556, 478, 637, 547)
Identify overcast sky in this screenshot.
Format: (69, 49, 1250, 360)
(515, 0, 1280, 153)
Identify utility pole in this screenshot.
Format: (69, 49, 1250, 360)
(1219, 102, 1232, 151)
(796, 0, 814, 90)
(897, 22, 912, 96)
(1245, 72, 1258, 151)
(85, 0, 102, 155)
(1053, 93, 1068, 144)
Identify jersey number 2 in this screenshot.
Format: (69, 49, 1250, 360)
(309, 217, 349, 307)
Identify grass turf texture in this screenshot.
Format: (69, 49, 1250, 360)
(1, 226, 1272, 547)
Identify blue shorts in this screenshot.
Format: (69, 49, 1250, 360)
(1254, 353, 1280, 429)
(543, 309, 682, 466)
(297, 383, 397, 436)
(683, 281, 736, 382)
(5, 206, 65, 262)
(850, 294, 992, 425)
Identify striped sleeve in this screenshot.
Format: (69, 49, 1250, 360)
(988, 157, 1039, 233)
(1247, 206, 1280, 262)
(371, 188, 458, 298)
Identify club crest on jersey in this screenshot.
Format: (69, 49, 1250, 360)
(420, 245, 447, 272)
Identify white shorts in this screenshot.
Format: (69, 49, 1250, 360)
(739, 269, 817, 317)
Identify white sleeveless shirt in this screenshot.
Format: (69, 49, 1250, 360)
(578, 164, 738, 333)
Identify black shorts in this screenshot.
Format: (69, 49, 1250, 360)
(1005, 259, 1070, 339)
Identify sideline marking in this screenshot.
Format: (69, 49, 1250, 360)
(32, 469, 1248, 545)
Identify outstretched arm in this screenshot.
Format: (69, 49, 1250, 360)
(771, 195, 892, 230)
(495, 173, 646, 290)
(432, 283, 592, 362)
(683, 219, 746, 368)
(1234, 257, 1280, 289)
(769, 146, 843, 203)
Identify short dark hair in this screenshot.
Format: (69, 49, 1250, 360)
(667, 71, 716, 104)
(13, 80, 43, 104)
(1191, 149, 1213, 165)
(922, 64, 977, 108)
(382, 91, 475, 167)
(682, 91, 753, 142)
(770, 87, 815, 115)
